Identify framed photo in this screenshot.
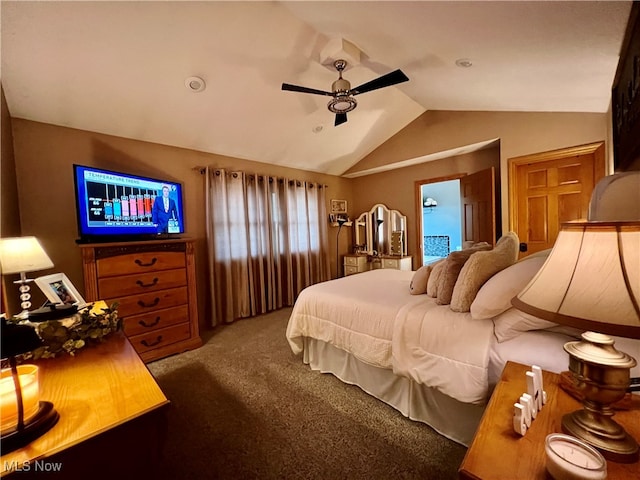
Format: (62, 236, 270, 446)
(330, 199, 347, 214)
(35, 273, 86, 307)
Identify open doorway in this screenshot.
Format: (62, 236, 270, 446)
(415, 168, 498, 268)
(420, 177, 462, 266)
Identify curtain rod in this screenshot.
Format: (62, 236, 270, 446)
(193, 165, 328, 188)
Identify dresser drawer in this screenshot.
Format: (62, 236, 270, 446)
(128, 322, 192, 354)
(109, 286, 188, 318)
(97, 251, 186, 277)
(122, 305, 189, 337)
(344, 265, 360, 276)
(382, 258, 401, 269)
(344, 256, 359, 266)
(98, 268, 187, 298)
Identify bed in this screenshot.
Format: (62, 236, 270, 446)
(286, 239, 640, 446)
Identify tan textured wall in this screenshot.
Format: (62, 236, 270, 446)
(11, 119, 352, 329)
(347, 110, 609, 234)
(351, 146, 501, 268)
(1, 88, 21, 238)
(1, 86, 23, 315)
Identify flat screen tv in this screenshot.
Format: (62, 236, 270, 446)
(73, 164, 185, 243)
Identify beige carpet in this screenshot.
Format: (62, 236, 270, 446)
(148, 307, 467, 479)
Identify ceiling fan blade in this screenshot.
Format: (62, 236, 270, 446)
(351, 69, 409, 96)
(335, 113, 348, 126)
(282, 83, 333, 97)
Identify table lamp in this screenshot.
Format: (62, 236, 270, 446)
(0, 237, 54, 318)
(1, 319, 59, 453)
(512, 220, 640, 463)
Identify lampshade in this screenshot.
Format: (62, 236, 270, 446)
(0, 237, 53, 275)
(512, 221, 640, 340)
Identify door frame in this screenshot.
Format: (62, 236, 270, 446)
(508, 141, 606, 233)
(414, 173, 466, 265)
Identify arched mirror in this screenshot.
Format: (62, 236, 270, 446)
(354, 212, 368, 253)
(357, 204, 407, 256)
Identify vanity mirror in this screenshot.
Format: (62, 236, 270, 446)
(354, 212, 368, 253)
(356, 204, 407, 256)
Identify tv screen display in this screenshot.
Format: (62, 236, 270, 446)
(73, 164, 185, 242)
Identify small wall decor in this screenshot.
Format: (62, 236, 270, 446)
(330, 199, 348, 214)
(513, 365, 547, 436)
(35, 273, 86, 308)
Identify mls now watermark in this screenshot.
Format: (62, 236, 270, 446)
(4, 460, 63, 473)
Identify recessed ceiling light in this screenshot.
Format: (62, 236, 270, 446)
(455, 58, 473, 68)
(185, 76, 206, 92)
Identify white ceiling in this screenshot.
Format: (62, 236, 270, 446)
(0, 1, 632, 176)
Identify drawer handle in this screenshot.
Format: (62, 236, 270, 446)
(138, 316, 160, 328)
(141, 336, 163, 347)
(135, 257, 157, 267)
(136, 277, 159, 288)
(137, 297, 160, 308)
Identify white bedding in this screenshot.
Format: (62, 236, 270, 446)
(286, 269, 428, 369)
(392, 299, 494, 404)
(286, 269, 494, 404)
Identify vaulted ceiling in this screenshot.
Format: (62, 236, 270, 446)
(0, 1, 632, 175)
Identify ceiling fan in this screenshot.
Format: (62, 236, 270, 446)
(282, 59, 409, 126)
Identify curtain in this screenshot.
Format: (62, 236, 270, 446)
(205, 167, 330, 326)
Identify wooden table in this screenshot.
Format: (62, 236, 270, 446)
(1, 332, 169, 478)
(459, 361, 640, 480)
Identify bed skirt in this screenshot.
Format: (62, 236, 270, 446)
(302, 337, 485, 447)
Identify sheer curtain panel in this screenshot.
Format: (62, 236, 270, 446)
(205, 167, 330, 326)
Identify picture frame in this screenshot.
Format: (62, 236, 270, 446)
(35, 273, 86, 308)
(330, 199, 347, 214)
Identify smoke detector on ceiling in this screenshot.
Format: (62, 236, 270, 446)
(185, 76, 206, 92)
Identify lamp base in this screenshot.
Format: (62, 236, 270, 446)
(0, 401, 59, 454)
(562, 409, 639, 463)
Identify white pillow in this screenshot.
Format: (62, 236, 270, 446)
(493, 307, 583, 343)
(470, 254, 548, 320)
(409, 265, 430, 295)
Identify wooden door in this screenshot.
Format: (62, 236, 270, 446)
(460, 167, 496, 245)
(509, 142, 605, 258)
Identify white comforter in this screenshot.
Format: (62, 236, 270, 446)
(286, 269, 495, 404)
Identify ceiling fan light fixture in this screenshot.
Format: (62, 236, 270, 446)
(328, 95, 357, 114)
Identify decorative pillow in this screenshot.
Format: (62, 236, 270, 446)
(436, 244, 492, 305)
(409, 265, 431, 295)
(470, 254, 549, 320)
(463, 241, 490, 250)
(493, 307, 583, 343)
(426, 260, 446, 297)
(450, 232, 520, 312)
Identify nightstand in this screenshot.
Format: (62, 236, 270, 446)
(459, 361, 640, 480)
(0, 332, 169, 479)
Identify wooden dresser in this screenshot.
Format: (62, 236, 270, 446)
(80, 238, 201, 362)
